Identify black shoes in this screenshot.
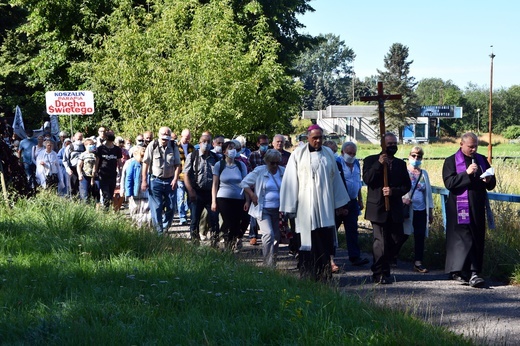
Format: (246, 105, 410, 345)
(390, 258, 398, 268)
(469, 274, 486, 288)
(373, 274, 392, 284)
(414, 264, 429, 273)
(350, 257, 369, 266)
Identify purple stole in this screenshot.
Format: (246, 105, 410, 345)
(454, 149, 488, 225)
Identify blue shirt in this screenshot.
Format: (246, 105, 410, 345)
(19, 137, 37, 164)
(213, 161, 247, 199)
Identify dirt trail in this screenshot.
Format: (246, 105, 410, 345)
(166, 222, 520, 345)
(234, 235, 520, 345)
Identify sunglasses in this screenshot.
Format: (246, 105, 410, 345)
(269, 161, 280, 165)
(410, 154, 423, 159)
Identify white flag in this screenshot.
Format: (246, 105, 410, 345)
(13, 106, 26, 139)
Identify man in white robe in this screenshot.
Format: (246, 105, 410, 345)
(280, 125, 349, 281)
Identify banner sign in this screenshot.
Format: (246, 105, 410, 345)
(45, 91, 94, 115)
(420, 105, 454, 118)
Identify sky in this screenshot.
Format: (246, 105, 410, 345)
(297, 0, 519, 90)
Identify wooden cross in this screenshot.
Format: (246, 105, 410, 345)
(360, 81, 402, 211)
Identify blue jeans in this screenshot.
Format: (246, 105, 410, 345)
(58, 166, 70, 196)
(99, 176, 116, 210)
(148, 176, 176, 234)
(79, 176, 99, 202)
(176, 180, 188, 222)
(335, 199, 362, 260)
(23, 162, 36, 188)
(249, 216, 259, 239)
(257, 208, 281, 266)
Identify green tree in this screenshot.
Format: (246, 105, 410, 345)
(229, 0, 316, 74)
(88, 0, 302, 137)
(415, 78, 463, 106)
(415, 78, 464, 136)
(1, 0, 314, 136)
(295, 33, 355, 110)
(0, 0, 33, 119)
(0, 0, 118, 128)
(353, 75, 378, 101)
(492, 85, 520, 133)
(376, 43, 420, 140)
(452, 84, 486, 136)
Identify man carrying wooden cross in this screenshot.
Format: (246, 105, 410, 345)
(361, 82, 411, 284)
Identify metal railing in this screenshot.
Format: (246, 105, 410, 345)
(431, 186, 520, 230)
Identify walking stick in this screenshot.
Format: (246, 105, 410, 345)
(0, 160, 9, 207)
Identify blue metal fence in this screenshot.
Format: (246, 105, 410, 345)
(431, 186, 520, 230)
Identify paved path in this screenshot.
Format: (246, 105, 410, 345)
(166, 221, 520, 345)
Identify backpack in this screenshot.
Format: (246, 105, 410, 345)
(67, 142, 86, 168)
(149, 139, 178, 174)
(152, 138, 178, 153)
(187, 150, 219, 189)
(218, 158, 247, 178)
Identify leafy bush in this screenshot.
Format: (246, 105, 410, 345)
(502, 125, 520, 139)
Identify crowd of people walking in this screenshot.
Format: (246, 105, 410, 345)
(2, 121, 496, 287)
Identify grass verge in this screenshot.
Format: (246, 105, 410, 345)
(0, 192, 469, 345)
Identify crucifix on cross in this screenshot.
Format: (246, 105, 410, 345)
(360, 81, 402, 211)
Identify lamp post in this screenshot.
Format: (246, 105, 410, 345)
(488, 46, 495, 164)
(477, 108, 480, 135)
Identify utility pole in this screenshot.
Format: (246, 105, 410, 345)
(477, 108, 480, 136)
(488, 46, 495, 164)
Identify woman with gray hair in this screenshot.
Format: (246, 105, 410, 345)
(240, 149, 285, 267)
(35, 140, 62, 190)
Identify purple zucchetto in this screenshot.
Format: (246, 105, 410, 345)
(307, 124, 322, 132)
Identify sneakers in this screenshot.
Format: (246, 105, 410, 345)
(469, 274, 486, 288)
(249, 238, 258, 246)
(449, 272, 468, 283)
(413, 264, 429, 273)
(235, 238, 243, 250)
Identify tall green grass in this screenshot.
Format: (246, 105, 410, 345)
(0, 192, 469, 345)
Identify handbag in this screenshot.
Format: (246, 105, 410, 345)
(403, 170, 422, 219)
(45, 173, 59, 187)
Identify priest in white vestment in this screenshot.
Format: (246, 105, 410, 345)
(280, 125, 349, 281)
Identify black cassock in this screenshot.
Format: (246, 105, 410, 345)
(442, 152, 496, 274)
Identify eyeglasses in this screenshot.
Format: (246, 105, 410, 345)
(410, 154, 423, 159)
